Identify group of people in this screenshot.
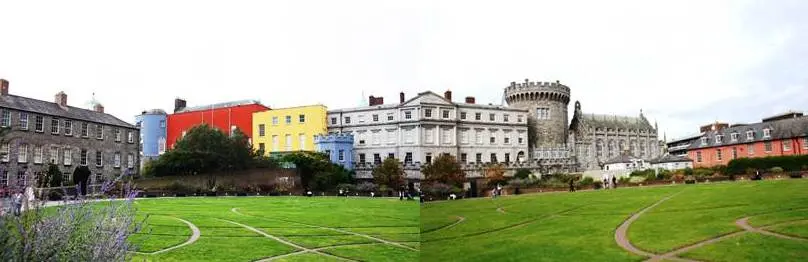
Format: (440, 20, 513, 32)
(490, 184, 503, 199)
(4, 191, 24, 216)
(601, 174, 619, 189)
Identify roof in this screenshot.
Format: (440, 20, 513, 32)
(573, 112, 654, 131)
(667, 133, 704, 144)
(650, 154, 692, 164)
(603, 154, 642, 164)
(175, 99, 265, 113)
(0, 94, 135, 128)
(327, 91, 527, 113)
(689, 115, 808, 150)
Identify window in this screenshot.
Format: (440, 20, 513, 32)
(460, 153, 467, 163)
(424, 109, 432, 118)
(731, 133, 739, 142)
(460, 112, 467, 120)
(96, 151, 103, 167)
(17, 144, 28, 163)
(517, 115, 523, 122)
(505, 153, 510, 163)
(747, 144, 754, 155)
(338, 150, 345, 161)
(285, 135, 292, 151)
(298, 114, 305, 123)
(64, 120, 73, 136)
(460, 130, 469, 144)
(115, 128, 122, 142)
(35, 115, 45, 132)
(114, 153, 121, 168)
(16, 171, 27, 187)
(127, 132, 134, 143)
(258, 124, 265, 137)
(404, 152, 412, 164)
(34, 146, 43, 164)
(442, 110, 450, 119)
(62, 173, 71, 186)
(537, 108, 550, 120)
(258, 143, 265, 154)
(696, 151, 702, 162)
(442, 129, 451, 144)
(51, 118, 60, 134)
(701, 137, 708, 145)
(81, 122, 89, 137)
(404, 111, 412, 120)
(764, 141, 772, 152)
(49, 147, 58, 164)
(489, 113, 495, 121)
(763, 128, 771, 138)
(475, 153, 482, 163)
(372, 114, 379, 122)
(490, 136, 496, 144)
(127, 154, 134, 168)
(746, 131, 754, 140)
(0, 171, 6, 186)
(0, 110, 9, 127)
(475, 130, 483, 144)
(358, 132, 366, 145)
(783, 140, 792, 151)
(425, 129, 434, 144)
(299, 134, 306, 150)
(63, 148, 72, 166)
(491, 153, 498, 163)
(345, 117, 351, 124)
(330, 117, 337, 125)
(387, 130, 396, 144)
(358, 115, 365, 123)
(96, 125, 104, 139)
(285, 116, 291, 124)
(404, 128, 414, 144)
(804, 137, 808, 150)
(160, 120, 166, 128)
(425, 153, 432, 163)
(373, 154, 381, 164)
(93, 173, 103, 185)
(387, 113, 394, 121)
(715, 135, 723, 144)
(519, 133, 525, 144)
(19, 112, 29, 130)
(732, 147, 737, 159)
(272, 135, 279, 151)
(504, 136, 510, 144)
(504, 114, 509, 122)
(359, 153, 366, 164)
(272, 117, 279, 125)
(716, 149, 722, 161)
(372, 131, 381, 145)
(475, 112, 481, 120)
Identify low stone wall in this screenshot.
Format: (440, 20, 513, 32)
(134, 168, 300, 194)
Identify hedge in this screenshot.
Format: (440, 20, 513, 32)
(726, 155, 808, 174)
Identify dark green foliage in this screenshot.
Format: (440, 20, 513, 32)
(726, 155, 808, 174)
(770, 166, 784, 173)
(282, 151, 353, 191)
(514, 168, 532, 179)
(579, 177, 594, 186)
(372, 157, 405, 190)
(47, 163, 63, 187)
(72, 166, 92, 195)
(422, 154, 465, 187)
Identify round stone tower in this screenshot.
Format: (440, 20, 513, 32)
(504, 78, 571, 149)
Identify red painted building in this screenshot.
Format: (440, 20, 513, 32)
(686, 112, 808, 168)
(166, 99, 270, 149)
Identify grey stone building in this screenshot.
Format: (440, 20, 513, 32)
(0, 79, 140, 193)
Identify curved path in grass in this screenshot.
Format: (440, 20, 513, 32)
(220, 219, 357, 262)
(231, 208, 419, 252)
(258, 243, 383, 261)
(614, 192, 690, 261)
(421, 216, 466, 234)
(134, 216, 201, 255)
(736, 217, 808, 241)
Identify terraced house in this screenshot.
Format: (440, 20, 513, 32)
(0, 79, 140, 193)
(687, 112, 808, 168)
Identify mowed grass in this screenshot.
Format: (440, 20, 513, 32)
(420, 179, 808, 262)
(128, 196, 418, 262)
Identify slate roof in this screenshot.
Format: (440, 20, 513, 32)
(0, 94, 135, 129)
(688, 115, 808, 150)
(650, 154, 692, 164)
(571, 111, 655, 133)
(603, 153, 642, 164)
(175, 99, 265, 114)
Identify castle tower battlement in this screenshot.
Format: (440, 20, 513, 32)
(504, 78, 571, 151)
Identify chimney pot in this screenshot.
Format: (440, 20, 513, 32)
(369, 96, 384, 106)
(465, 96, 476, 104)
(174, 98, 187, 113)
(55, 92, 68, 107)
(399, 92, 405, 104)
(444, 90, 452, 101)
(0, 79, 8, 96)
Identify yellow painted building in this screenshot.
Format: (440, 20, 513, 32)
(252, 104, 328, 156)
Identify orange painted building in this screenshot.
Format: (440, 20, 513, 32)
(166, 99, 269, 149)
(686, 112, 808, 168)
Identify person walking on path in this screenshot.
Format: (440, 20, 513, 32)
(569, 178, 576, 192)
(12, 191, 23, 216)
(612, 176, 618, 189)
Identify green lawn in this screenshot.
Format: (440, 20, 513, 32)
(127, 196, 418, 261)
(420, 179, 808, 261)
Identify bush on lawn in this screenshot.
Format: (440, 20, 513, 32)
(770, 166, 784, 174)
(726, 155, 808, 174)
(578, 177, 595, 187)
(514, 169, 532, 179)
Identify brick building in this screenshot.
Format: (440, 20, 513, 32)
(166, 99, 269, 149)
(687, 112, 808, 168)
(0, 79, 140, 194)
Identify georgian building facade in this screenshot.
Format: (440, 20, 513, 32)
(326, 91, 529, 180)
(0, 79, 140, 194)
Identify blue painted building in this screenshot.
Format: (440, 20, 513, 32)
(135, 109, 168, 169)
(314, 133, 355, 170)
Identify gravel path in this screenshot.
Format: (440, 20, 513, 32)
(220, 219, 356, 262)
(736, 217, 807, 242)
(133, 216, 201, 255)
(614, 192, 687, 261)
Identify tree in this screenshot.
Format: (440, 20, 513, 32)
(47, 163, 62, 187)
(422, 154, 465, 187)
(282, 151, 352, 191)
(484, 163, 507, 187)
(514, 168, 532, 179)
(372, 157, 405, 190)
(72, 166, 92, 195)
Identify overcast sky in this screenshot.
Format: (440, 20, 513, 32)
(1, 0, 806, 140)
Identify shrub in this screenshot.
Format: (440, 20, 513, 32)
(514, 169, 532, 179)
(164, 181, 199, 193)
(629, 176, 646, 183)
(618, 176, 631, 184)
(579, 177, 594, 186)
(770, 167, 784, 174)
(657, 169, 673, 180)
(336, 183, 357, 192)
(593, 181, 603, 189)
(356, 182, 378, 193)
(727, 155, 808, 174)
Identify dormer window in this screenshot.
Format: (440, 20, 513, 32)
(746, 130, 754, 140)
(730, 133, 739, 142)
(701, 137, 708, 145)
(715, 135, 723, 144)
(763, 128, 771, 138)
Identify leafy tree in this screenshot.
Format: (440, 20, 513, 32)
(47, 163, 62, 187)
(282, 151, 352, 190)
(484, 163, 507, 187)
(514, 168, 532, 179)
(422, 154, 465, 187)
(372, 157, 405, 190)
(72, 166, 92, 195)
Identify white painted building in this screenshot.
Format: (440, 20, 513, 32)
(602, 154, 648, 171)
(327, 91, 530, 180)
(649, 154, 693, 171)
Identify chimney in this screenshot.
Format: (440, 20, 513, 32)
(368, 96, 384, 106)
(399, 92, 405, 103)
(0, 79, 8, 96)
(444, 90, 452, 101)
(55, 92, 68, 107)
(174, 98, 187, 113)
(465, 96, 475, 104)
(93, 103, 105, 113)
